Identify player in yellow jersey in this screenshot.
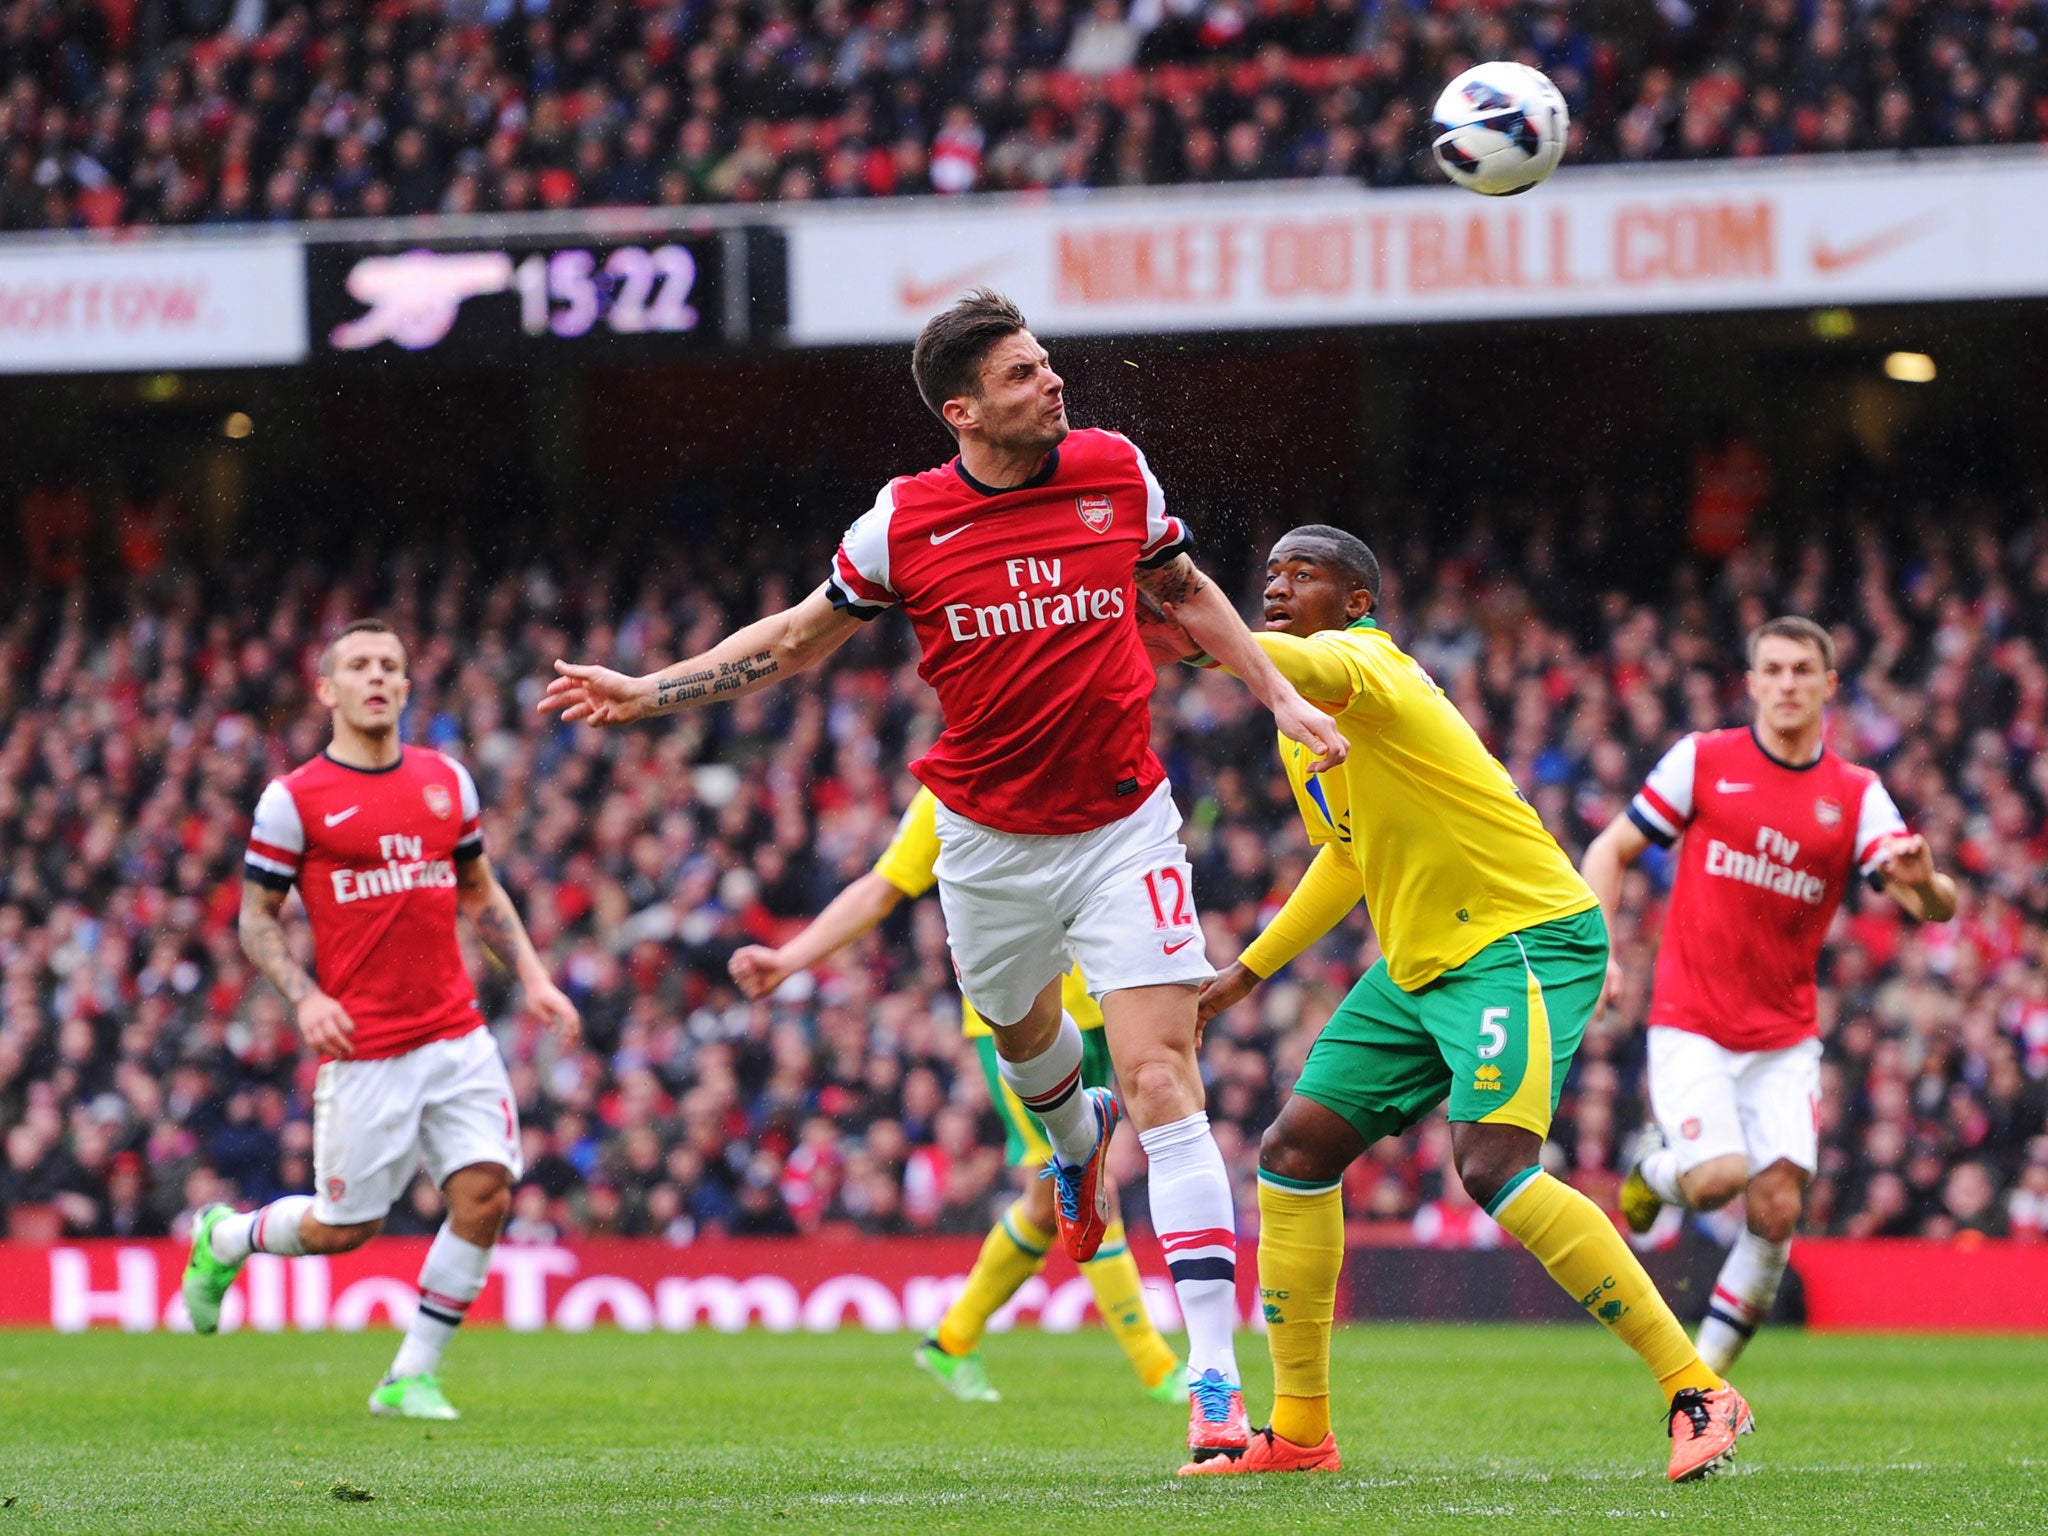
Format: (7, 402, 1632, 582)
(728, 787, 1186, 1407)
(1151, 525, 1754, 1483)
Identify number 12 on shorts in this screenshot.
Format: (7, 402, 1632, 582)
(1143, 867, 1191, 929)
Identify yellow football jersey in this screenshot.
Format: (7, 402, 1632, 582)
(872, 788, 1104, 1039)
(1239, 619, 1597, 991)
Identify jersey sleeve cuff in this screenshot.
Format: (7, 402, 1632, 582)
(454, 840, 485, 863)
(1136, 519, 1194, 569)
(242, 861, 295, 892)
(1626, 804, 1676, 849)
(825, 575, 889, 621)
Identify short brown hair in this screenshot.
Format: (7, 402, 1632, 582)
(1746, 615, 1834, 672)
(910, 288, 1028, 431)
(320, 619, 408, 678)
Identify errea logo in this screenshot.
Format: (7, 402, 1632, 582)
(1472, 1064, 1504, 1093)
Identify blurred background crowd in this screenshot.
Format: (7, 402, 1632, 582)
(3, 0, 2045, 229)
(3, 444, 2044, 1252)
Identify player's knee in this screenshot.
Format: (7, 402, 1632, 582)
(1455, 1156, 1515, 1212)
(1746, 1165, 1806, 1241)
(1680, 1156, 1748, 1211)
(1258, 1123, 1336, 1187)
(1119, 1052, 1201, 1125)
(305, 1217, 381, 1254)
(452, 1181, 512, 1238)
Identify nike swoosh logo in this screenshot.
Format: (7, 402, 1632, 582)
(1811, 214, 1941, 274)
(930, 524, 974, 545)
(896, 260, 1005, 312)
(1163, 937, 1197, 955)
(1715, 781, 1752, 794)
(324, 806, 361, 826)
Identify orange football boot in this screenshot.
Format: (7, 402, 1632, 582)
(1042, 1087, 1119, 1262)
(1666, 1382, 1755, 1482)
(1177, 1369, 1252, 1470)
(1179, 1426, 1341, 1477)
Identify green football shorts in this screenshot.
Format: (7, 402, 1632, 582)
(974, 1028, 1117, 1168)
(1291, 906, 1609, 1145)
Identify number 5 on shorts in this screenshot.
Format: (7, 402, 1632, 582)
(1479, 1006, 1509, 1060)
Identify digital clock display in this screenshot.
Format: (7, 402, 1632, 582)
(309, 231, 776, 358)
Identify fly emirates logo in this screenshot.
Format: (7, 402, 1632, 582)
(330, 833, 458, 904)
(943, 557, 1126, 644)
(1703, 825, 1826, 905)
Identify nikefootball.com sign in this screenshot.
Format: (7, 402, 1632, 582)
(786, 156, 2048, 340)
(0, 240, 306, 372)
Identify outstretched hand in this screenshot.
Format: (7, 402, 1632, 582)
(539, 661, 647, 727)
(1274, 694, 1348, 774)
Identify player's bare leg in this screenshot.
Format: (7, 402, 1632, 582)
(1693, 1159, 1806, 1375)
(372, 1162, 511, 1421)
(1456, 1123, 1753, 1481)
(183, 1199, 378, 1332)
(1102, 982, 1247, 1463)
(1184, 1095, 1358, 1476)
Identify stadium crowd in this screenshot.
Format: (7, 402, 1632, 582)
(2, 465, 2045, 1255)
(2, 0, 2045, 229)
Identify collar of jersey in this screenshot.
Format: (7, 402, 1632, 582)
(1747, 724, 1824, 772)
(322, 746, 406, 775)
(1345, 615, 1378, 631)
(953, 448, 1061, 499)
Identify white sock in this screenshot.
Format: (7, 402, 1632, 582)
(1697, 1229, 1789, 1375)
(388, 1225, 493, 1381)
(997, 1012, 1099, 1165)
(1138, 1111, 1239, 1385)
(210, 1196, 313, 1263)
(1639, 1148, 1687, 1207)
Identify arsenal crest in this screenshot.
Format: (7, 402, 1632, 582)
(1814, 797, 1842, 828)
(423, 783, 453, 820)
(1076, 494, 1112, 534)
(1681, 1118, 1702, 1140)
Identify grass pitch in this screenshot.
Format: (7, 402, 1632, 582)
(2, 1326, 2043, 1534)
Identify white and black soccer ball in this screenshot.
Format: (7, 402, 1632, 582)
(1430, 62, 1569, 196)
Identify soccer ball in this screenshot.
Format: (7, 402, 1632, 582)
(1430, 63, 1569, 197)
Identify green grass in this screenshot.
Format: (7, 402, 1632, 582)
(2, 1327, 2044, 1534)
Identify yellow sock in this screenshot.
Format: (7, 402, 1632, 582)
(1489, 1168, 1722, 1402)
(1083, 1222, 1181, 1390)
(935, 1202, 1050, 1357)
(1258, 1173, 1345, 1447)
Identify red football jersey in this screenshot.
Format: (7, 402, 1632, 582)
(243, 748, 485, 1060)
(825, 427, 1191, 835)
(1629, 726, 1908, 1051)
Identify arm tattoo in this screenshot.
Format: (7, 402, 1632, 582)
(653, 651, 779, 710)
(239, 884, 316, 1003)
(1136, 555, 1204, 608)
(472, 886, 528, 970)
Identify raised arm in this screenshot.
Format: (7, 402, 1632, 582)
(729, 872, 908, 1000)
(455, 853, 582, 1044)
(1874, 835, 1958, 923)
(239, 880, 355, 1057)
(540, 582, 862, 727)
(1139, 555, 1348, 772)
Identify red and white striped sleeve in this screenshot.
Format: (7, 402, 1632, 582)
(1127, 436, 1192, 568)
(244, 780, 303, 891)
(1627, 735, 1697, 847)
(1854, 778, 1910, 878)
(451, 758, 484, 863)
(824, 482, 899, 621)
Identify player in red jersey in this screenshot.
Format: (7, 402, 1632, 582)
(183, 620, 581, 1421)
(543, 290, 1346, 1465)
(1582, 616, 1955, 1374)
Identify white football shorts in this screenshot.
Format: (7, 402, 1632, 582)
(1646, 1025, 1821, 1177)
(933, 780, 1216, 1029)
(311, 1026, 523, 1225)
